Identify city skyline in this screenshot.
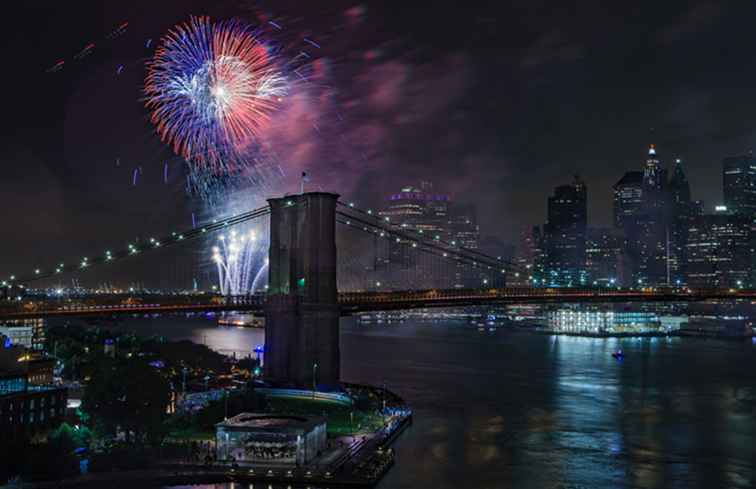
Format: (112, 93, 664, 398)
(3, 2, 756, 487)
(8, 1, 756, 274)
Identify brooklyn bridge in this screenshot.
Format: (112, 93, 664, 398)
(2, 192, 753, 387)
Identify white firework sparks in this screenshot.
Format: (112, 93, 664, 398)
(212, 229, 266, 295)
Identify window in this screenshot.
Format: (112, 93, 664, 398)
(41, 397, 45, 408)
(30, 399, 35, 409)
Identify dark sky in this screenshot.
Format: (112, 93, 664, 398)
(2, 0, 756, 281)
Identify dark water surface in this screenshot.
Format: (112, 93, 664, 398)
(116, 316, 756, 489)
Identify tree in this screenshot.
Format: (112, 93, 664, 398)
(83, 358, 170, 446)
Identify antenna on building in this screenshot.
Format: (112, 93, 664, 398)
(300, 171, 310, 194)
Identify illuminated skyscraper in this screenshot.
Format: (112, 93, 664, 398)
(613, 171, 643, 229)
(643, 144, 667, 191)
(636, 144, 670, 285)
(685, 212, 751, 287)
(668, 158, 693, 283)
(585, 228, 623, 286)
(449, 204, 479, 250)
(379, 181, 450, 240)
(515, 225, 545, 286)
(722, 154, 756, 217)
(544, 175, 587, 286)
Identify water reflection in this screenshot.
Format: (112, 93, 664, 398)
(102, 313, 756, 489)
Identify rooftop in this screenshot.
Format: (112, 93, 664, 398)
(216, 413, 326, 434)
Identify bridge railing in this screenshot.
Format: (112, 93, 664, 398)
(337, 286, 753, 304)
(0, 294, 267, 316)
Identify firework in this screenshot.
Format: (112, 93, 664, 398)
(212, 228, 266, 295)
(144, 16, 288, 176)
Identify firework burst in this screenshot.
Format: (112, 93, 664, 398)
(144, 16, 288, 176)
(212, 228, 266, 295)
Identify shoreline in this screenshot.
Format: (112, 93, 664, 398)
(14, 383, 412, 489)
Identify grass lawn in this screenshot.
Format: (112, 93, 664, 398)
(265, 397, 385, 436)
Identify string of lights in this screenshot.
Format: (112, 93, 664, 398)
(2, 205, 271, 287)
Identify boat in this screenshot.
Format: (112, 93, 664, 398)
(218, 314, 265, 328)
(611, 350, 624, 360)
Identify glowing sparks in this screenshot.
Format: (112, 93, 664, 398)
(144, 16, 288, 178)
(212, 229, 265, 295)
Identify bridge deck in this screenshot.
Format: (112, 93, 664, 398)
(0, 288, 754, 320)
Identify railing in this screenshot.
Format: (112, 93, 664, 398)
(0, 294, 266, 319)
(1, 288, 754, 319)
(338, 286, 756, 307)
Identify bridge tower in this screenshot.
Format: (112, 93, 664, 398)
(264, 192, 340, 388)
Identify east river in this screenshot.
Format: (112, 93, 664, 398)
(109, 314, 756, 489)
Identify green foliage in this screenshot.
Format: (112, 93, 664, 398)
(82, 357, 170, 446)
(50, 422, 92, 449)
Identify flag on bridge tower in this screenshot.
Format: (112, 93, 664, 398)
(300, 171, 310, 194)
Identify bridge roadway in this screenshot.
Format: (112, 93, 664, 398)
(0, 288, 754, 320)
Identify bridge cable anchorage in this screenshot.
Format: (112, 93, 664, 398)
(5, 205, 271, 285)
(335, 201, 525, 275)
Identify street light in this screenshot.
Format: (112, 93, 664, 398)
(312, 362, 318, 399)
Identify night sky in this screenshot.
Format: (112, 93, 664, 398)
(3, 0, 756, 279)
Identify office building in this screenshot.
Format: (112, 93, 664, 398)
(668, 158, 693, 283)
(514, 225, 546, 286)
(722, 154, 756, 217)
(544, 176, 587, 286)
(685, 212, 751, 287)
(0, 345, 67, 439)
(585, 228, 623, 286)
(0, 319, 45, 350)
(379, 181, 451, 240)
(613, 171, 644, 229)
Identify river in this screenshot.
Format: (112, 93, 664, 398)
(109, 314, 756, 488)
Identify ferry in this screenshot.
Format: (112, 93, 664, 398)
(218, 314, 265, 328)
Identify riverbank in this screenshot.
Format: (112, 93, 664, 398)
(8, 383, 412, 489)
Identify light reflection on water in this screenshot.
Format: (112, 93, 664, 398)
(110, 315, 756, 489)
(110, 314, 265, 359)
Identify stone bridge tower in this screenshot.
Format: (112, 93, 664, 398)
(263, 192, 340, 388)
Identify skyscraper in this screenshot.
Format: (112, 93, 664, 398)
(669, 158, 691, 205)
(722, 154, 756, 217)
(544, 175, 587, 286)
(613, 171, 644, 229)
(514, 225, 545, 286)
(668, 158, 693, 283)
(643, 144, 667, 191)
(448, 203, 483, 288)
(379, 181, 451, 240)
(585, 228, 623, 286)
(637, 144, 670, 285)
(448, 203, 480, 250)
(685, 212, 751, 287)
